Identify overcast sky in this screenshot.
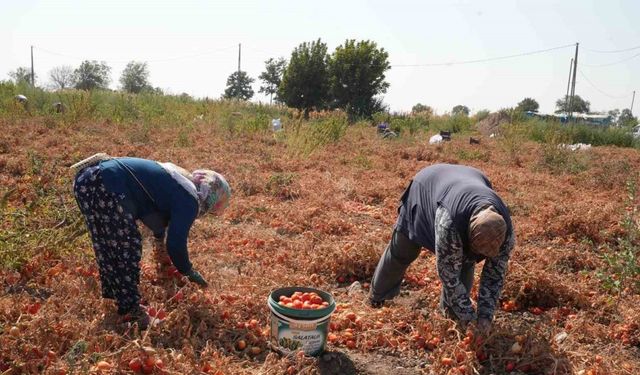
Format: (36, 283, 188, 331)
(2, 0, 639, 114)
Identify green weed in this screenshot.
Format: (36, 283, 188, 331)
(597, 179, 640, 294)
(285, 112, 348, 157)
(266, 172, 300, 200)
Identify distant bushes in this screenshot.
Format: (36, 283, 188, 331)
(2, 80, 637, 151)
(0, 81, 288, 128)
(523, 119, 639, 148)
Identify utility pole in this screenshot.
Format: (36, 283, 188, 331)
(30, 45, 35, 86)
(238, 43, 241, 74)
(565, 58, 573, 113)
(568, 42, 579, 120)
(631, 90, 636, 114)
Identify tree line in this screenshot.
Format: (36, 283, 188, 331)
(411, 96, 637, 127)
(224, 39, 390, 120)
(6, 39, 636, 126)
(9, 61, 155, 94)
(7, 38, 390, 120)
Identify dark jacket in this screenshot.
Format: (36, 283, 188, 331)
(395, 163, 512, 256)
(100, 157, 198, 273)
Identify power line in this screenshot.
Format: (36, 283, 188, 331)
(390, 43, 575, 67)
(581, 52, 640, 68)
(33, 43, 578, 69)
(578, 69, 631, 99)
(586, 44, 640, 53)
(243, 45, 289, 58)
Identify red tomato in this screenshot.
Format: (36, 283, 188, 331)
(201, 362, 212, 373)
(143, 357, 155, 368)
(166, 266, 179, 278)
(147, 307, 157, 317)
(311, 296, 323, 304)
(174, 291, 184, 302)
(27, 302, 41, 315)
(236, 340, 247, 350)
(505, 362, 516, 372)
(142, 363, 154, 374)
(345, 312, 357, 321)
(293, 300, 303, 309)
(250, 346, 262, 355)
(156, 310, 166, 320)
(441, 358, 454, 366)
(346, 340, 356, 349)
(129, 358, 142, 372)
(530, 307, 543, 315)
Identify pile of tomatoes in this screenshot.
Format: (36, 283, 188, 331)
(278, 291, 329, 310)
(127, 348, 165, 374)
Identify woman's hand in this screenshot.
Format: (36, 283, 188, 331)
(186, 269, 208, 288)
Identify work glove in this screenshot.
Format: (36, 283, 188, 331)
(186, 269, 208, 288)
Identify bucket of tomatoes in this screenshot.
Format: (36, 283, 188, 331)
(267, 287, 336, 356)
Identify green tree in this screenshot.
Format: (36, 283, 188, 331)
(475, 109, 491, 121)
(279, 39, 330, 118)
(9, 67, 34, 85)
(608, 108, 620, 123)
(328, 39, 390, 119)
(49, 65, 75, 90)
(555, 95, 590, 114)
(618, 108, 638, 127)
(258, 57, 286, 104)
(74, 60, 111, 90)
(516, 97, 539, 112)
(120, 61, 151, 93)
(452, 105, 470, 117)
(412, 103, 432, 114)
(223, 71, 254, 100)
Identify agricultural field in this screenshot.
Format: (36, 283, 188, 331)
(0, 93, 639, 375)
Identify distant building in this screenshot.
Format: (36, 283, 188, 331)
(525, 111, 612, 126)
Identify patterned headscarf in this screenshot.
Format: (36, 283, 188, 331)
(469, 205, 506, 258)
(191, 170, 231, 217)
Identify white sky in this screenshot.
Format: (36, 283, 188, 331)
(1, 0, 639, 114)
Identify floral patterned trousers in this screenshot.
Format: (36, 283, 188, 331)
(73, 165, 142, 315)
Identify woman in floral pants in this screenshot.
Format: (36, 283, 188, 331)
(73, 157, 231, 329)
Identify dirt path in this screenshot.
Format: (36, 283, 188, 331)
(318, 350, 427, 375)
